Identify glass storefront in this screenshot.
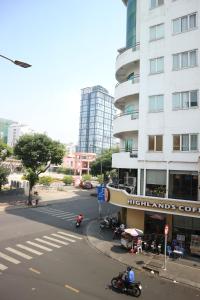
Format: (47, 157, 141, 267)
(169, 171, 198, 201)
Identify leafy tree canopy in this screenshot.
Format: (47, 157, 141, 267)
(14, 133, 65, 175)
(90, 147, 119, 176)
(0, 166, 10, 190)
(0, 141, 12, 162)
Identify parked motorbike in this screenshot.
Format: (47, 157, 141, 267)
(111, 272, 142, 297)
(100, 216, 118, 230)
(113, 224, 126, 240)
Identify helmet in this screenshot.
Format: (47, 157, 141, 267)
(127, 266, 132, 272)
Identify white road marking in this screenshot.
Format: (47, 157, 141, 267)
(26, 241, 52, 252)
(57, 232, 83, 240)
(6, 247, 32, 260)
(43, 236, 69, 245)
(0, 263, 8, 271)
(35, 238, 61, 248)
(17, 244, 43, 255)
(0, 251, 20, 264)
(51, 234, 75, 243)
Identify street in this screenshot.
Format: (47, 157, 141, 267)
(0, 192, 199, 300)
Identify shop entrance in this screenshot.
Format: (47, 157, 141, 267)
(144, 212, 166, 235)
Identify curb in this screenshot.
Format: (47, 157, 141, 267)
(86, 220, 200, 291)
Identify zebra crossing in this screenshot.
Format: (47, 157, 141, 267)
(0, 231, 82, 273)
(30, 207, 89, 222)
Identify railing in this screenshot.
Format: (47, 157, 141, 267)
(117, 148, 138, 158)
(115, 74, 140, 88)
(114, 110, 139, 120)
(117, 42, 140, 56)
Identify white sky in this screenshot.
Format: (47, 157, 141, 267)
(0, 0, 126, 144)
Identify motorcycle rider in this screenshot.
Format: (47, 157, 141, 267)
(76, 213, 84, 223)
(124, 266, 135, 291)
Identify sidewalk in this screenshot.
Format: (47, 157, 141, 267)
(86, 220, 200, 290)
(0, 187, 90, 212)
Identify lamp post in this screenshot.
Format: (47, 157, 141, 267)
(0, 54, 31, 68)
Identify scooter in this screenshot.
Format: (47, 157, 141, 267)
(111, 272, 142, 297)
(75, 214, 83, 228)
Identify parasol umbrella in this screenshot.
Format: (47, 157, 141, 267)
(124, 228, 144, 237)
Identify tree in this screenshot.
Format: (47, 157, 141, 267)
(14, 133, 65, 204)
(0, 141, 12, 163)
(90, 147, 119, 177)
(0, 166, 10, 191)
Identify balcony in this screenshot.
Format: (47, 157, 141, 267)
(113, 111, 139, 138)
(112, 149, 138, 169)
(115, 76, 140, 107)
(116, 43, 140, 82)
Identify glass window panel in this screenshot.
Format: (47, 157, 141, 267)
(189, 14, 196, 29)
(181, 52, 188, 68)
(156, 135, 163, 151)
(182, 92, 189, 108)
(157, 24, 164, 39)
(149, 136, 154, 151)
(182, 134, 189, 151)
(149, 96, 156, 112)
(181, 16, 188, 32)
(173, 54, 179, 70)
(173, 135, 180, 151)
(150, 26, 156, 41)
(172, 93, 181, 109)
(190, 134, 198, 150)
(150, 0, 157, 9)
(157, 57, 164, 72)
(150, 59, 156, 73)
(158, 0, 164, 5)
(157, 95, 164, 111)
(173, 18, 181, 34)
(190, 50, 197, 67)
(190, 90, 198, 107)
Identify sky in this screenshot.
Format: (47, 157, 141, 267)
(0, 0, 126, 144)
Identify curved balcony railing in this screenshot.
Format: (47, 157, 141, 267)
(115, 74, 140, 88)
(119, 148, 138, 158)
(117, 42, 140, 57)
(114, 110, 139, 120)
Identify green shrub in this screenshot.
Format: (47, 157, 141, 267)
(82, 174, 92, 181)
(39, 176, 53, 186)
(63, 175, 73, 185)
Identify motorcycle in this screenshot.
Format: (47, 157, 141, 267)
(113, 224, 126, 240)
(75, 215, 83, 228)
(100, 216, 118, 230)
(111, 272, 142, 297)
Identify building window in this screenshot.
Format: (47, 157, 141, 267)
(150, 57, 164, 74)
(173, 50, 198, 70)
(150, 23, 164, 41)
(173, 134, 198, 151)
(172, 90, 198, 110)
(149, 95, 164, 112)
(148, 135, 163, 151)
(150, 0, 164, 9)
(172, 13, 197, 35)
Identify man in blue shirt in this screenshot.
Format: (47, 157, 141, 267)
(124, 266, 135, 290)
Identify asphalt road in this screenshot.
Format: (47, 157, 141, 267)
(0, 192, 199, 300)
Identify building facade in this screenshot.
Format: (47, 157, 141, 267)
(78, 85, 116, 154)
(108, 0, 200, 254)
(62, 152, 96, 176)
(7, 123, 34, 147)
(0, 118, 16, 144)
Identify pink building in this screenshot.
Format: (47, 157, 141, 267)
(63, 152, 96, 176)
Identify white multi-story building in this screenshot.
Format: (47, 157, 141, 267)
(7, 123, 34, 147)
(108, 0, 200, 253)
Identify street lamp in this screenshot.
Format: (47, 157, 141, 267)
(0, 54, 31, 68)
